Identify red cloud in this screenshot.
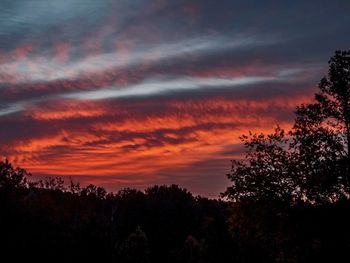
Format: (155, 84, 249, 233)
(1, 93, 311, 196)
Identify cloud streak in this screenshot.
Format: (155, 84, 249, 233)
(63, 76, 276, 100)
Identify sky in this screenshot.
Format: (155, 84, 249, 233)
(0, 0, 349, 197)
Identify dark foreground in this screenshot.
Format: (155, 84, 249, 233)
(1, 163, 349, 263)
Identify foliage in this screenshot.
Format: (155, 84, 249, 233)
(223, 50, 350, 204)
(0, 158, 30, 189)
(223, 127, 296, 203)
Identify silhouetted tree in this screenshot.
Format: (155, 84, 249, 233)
(223, 50, 350, 204)
(38, 176, 66, 191)
(0, 159, 30, 189)
(68, 178, 81, 194)
(81, 184, 107, 199)
(223, 127, 297, 203)
(293, 50, 350, 198)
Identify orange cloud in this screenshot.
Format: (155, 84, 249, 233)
(3, 94, 308, 196)
(26, 101, 106, 120)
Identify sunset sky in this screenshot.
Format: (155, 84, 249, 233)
(0, 1, 349, 197)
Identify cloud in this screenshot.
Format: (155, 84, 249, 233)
(0, 34, 280, 85)
(1, 93, 310, 198)
(63, 76, 276, 100)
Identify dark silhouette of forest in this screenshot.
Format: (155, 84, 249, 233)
(1, 50, 350, 262)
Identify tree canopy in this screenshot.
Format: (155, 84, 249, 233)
(223, 50, 350, 204)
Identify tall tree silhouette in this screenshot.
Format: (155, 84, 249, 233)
(223, 50, 350, 203)
(294, 50, 350, 195)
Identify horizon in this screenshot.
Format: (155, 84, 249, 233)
(1, 1, 349, 197)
